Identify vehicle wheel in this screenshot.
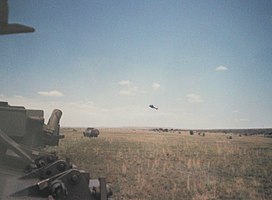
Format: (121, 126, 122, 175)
(91, 129, 100, 137)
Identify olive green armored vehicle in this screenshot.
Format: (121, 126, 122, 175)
(0, 102, 112, 200)
(83, 127, 100, 137)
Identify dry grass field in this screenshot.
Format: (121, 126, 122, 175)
(57, 128, 272, 200)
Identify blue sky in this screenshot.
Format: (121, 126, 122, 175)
(1, 0, 272, 128)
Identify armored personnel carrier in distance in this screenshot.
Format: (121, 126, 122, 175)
(83, 127, 100, 137)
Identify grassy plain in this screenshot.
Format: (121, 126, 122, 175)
(58, 128, 272, 200)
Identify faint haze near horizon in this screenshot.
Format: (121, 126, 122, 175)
(1, 0, 272, 129)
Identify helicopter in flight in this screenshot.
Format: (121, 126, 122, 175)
(149, 105, 158, 110)
(0, 0, 35, 35)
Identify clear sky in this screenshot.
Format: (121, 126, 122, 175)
(1, 0, 272, 128)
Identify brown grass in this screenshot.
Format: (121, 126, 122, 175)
(58, 128, 272, 200)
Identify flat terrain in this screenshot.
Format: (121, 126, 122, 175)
(58, 128, 272, 200)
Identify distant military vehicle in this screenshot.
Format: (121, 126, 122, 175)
(83, 127, 100, 137)
(264, 132, 272, 138)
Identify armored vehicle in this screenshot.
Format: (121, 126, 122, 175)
(0, 102, 112, 200)
(0, 101, 63, 148)
(83, 127, 100, 137)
